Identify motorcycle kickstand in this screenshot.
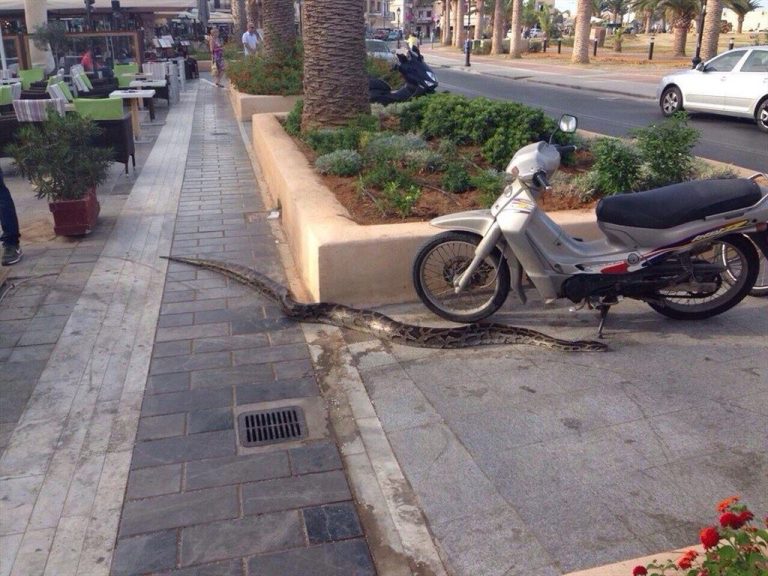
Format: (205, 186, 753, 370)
(596, 304, 611, 339)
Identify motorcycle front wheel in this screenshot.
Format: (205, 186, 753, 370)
(413, 231, 510, 323)
(648, 235, 759, 320)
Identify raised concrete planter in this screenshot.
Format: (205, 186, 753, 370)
(198, 60, 212, 72)
(229, 86, 300, 121)
(251, 113, 598, 305)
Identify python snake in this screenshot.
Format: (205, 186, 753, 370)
(163, 256, 608, 352)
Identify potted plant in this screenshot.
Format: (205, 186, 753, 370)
(7, 111, 112, 236)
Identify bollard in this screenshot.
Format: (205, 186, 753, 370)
(557, 39, 562, 54)
(728, 37, 734, 50)
(543, 38, 548, 52)
(593, 38, 598, 57)
(648, 37, 655, 60)
(464, 39, 471, 66)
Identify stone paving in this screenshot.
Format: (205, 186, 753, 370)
(1, 80, 375, 575)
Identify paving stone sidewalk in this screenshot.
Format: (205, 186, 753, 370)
(1, 81, 376, 576)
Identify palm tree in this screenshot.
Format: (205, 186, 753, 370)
(508, 0, 523, 57)
(443, 0, 453, 44)
(455, 0, 466, 47)
(630, 0, 660, 33)
(726, 0, 760, 33)
(700, 0, 724, 62)
(301, 0, 369, 129)
(658, 0, 699, 56)
(261, 0, 297, 59)
(475, 0, 486, 39)
(571, 0, 592, 63)
(491, 0, 505, 53)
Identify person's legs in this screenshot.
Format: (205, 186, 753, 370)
(0, 167, 22, 266)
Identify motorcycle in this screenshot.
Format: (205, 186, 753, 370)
(369, 46, 438, 106)
(411, 115, 768, 335)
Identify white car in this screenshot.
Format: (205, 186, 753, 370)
(365, 39, 397, 64)
(656, 46, 768, 133)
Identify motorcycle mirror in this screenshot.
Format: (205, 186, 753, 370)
(558, 114, 577, 133)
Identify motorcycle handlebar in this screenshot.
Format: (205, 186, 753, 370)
(555, 144, 577, 155)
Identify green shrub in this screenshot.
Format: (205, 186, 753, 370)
(587, 137, 641, 195)
(437, 139, 458, 157)
(305, 127, 361, 155)
(227, 40, 303, 95)
(361, 132, 427, 161)
(381, 182, 422, 218)
(631, 112, 699, 187)
(528, 39, 543, 53)
(284, 99, 303, 136)
(366, 56, 403, 90)
(471, 169, 506, 206)
(315, 149, 363, 176)
(359, 160, 415, 191)
(403, 149, 445, 173)
(442, 162, 472, 193)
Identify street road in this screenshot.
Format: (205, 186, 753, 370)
(436, 68, 768, 173)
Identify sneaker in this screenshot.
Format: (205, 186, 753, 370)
(1, 244, 22, 266)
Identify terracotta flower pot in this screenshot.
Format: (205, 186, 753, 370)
(48, 188, 101, 236)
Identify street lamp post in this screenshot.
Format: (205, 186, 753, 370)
(691, 0, 707, 68)
(396, 7, 401, 48)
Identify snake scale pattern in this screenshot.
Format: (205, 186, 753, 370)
(164, 256, 608, 352)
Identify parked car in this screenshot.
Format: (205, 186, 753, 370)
(366, 39, 397, 64)
(386, 30, 402, 42)
(373, 28, 391, 40)
(656, 46, 768, 133)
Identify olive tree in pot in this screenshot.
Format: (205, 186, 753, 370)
(8, 112, 113, 236)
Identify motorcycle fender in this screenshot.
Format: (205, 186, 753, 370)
(430, 210, 495, 236)
(745, 231, 768, 259)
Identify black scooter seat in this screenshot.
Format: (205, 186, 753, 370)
(596, 179, 762, 229)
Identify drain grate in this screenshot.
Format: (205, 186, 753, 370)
(238, 406, 307, 447)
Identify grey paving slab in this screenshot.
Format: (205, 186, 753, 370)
(130, 430, 236, 469)
(185, 452, 290, 490)
(242, 470, 352, 515)
(111, 529, 178, 576)
(247, 539, 376, 576)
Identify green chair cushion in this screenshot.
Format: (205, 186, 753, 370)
(113, 63, 139, 88)
(58, 82, 74, 102)
(19, 67, 44, 90)
(0, 85, 12, 106)
(73, 97, 124, 120)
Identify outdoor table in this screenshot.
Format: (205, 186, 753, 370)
(129, 79, 167, 124)
(109, 88, 155, 142)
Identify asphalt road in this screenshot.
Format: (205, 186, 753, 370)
(435, 68, 768, 173)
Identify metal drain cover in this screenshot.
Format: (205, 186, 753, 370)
(238, 406, 307, 447)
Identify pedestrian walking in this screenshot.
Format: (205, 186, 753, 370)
(208, 28, 225, 87)
(242, 22, 260, 56)
(0, 167, 22, 266)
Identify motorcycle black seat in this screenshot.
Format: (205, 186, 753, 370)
(596, 179, 762, 229)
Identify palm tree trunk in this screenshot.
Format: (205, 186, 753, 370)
(442, 0, 452, 44)
(475, 0, 484, 39)
(737, 15, 744, 33)
(491, 0, 504, 54)
(672, 17, 689, 56)
(644, 10, 651, 33)
(571, 0, 592, 63)
(233, 0, 247, 35)
(454, 0, 466, 47)
(701, 0, 722, 61)
(262, 0, 297, 59)
(247, 0, 260, 28)
(301, 0, 369, 129)
(509, 0, 523, 57)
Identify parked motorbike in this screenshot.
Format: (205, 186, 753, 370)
(369, 46, 438, 105)
(412, 115, 768, 335)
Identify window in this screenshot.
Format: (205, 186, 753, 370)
(742, 50, 768, 73)
(705, 50, 746, 72)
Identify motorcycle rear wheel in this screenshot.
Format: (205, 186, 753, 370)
(719, 237, 768, 297)
(413, 231, 510, 323)
(648, 235, 759, 319)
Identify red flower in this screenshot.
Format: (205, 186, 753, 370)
(632, 566, 648, 576)
(720, 511, 743, 529)
(677, 550, 698, 569)
(699, 526, 720, 549)
(737, 510, 754, 525)
(717, 496, 739, 513)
